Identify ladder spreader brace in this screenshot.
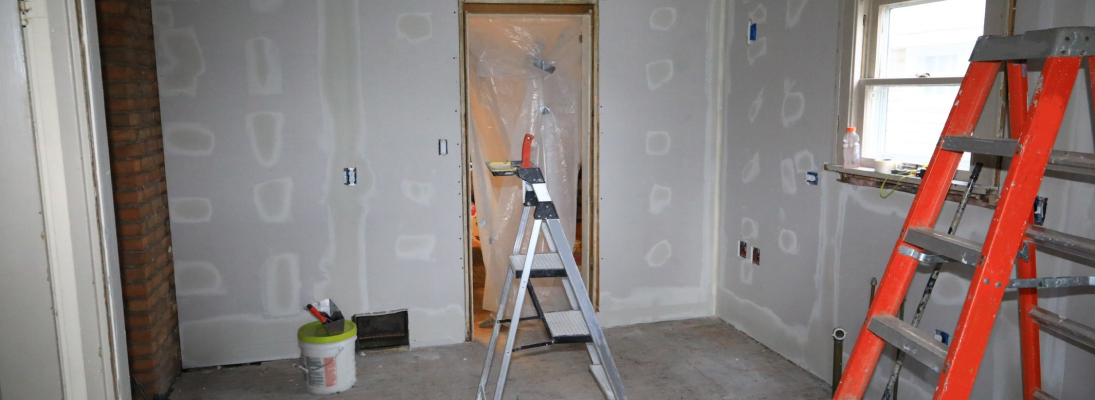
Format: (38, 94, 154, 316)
(477, 134, 628, 400)
(834, 27, 1095, 400)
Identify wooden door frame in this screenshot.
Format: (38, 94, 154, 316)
(458, 0, 600, 341)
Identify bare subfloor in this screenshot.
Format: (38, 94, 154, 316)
(170, 318, 830, 400)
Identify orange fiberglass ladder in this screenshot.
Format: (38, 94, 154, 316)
(834, 27, 1095, 400)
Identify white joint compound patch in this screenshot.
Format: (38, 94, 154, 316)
(646, 59, 674, 90)
(253, 177, 293, 222)
(401, 179, 435, 207)
(157, 27, 205, 97)
(778, 229, 799, 254)
(742, 152, 760, 184)
(250, 0, 284, 13)
(786, 0, 809, 29)
(170, 197, 212, 223)
(645, 240, 672, 267)
(781, 158, 797, 194)
(741, 217, 758, 240)
(246, 37, 283, 95)
(781, 79, 805, 128)
(747, 37, 767, 65)
(175, 261, 223, 296)
(748, 3, 767, 23)
(649, 184, 672, 215)
(395, 234, 436, 261)
(645, 131, 671, 155)
(263, 254, 300, 317)
(246, 112, 284, 167)
(397, 13, 433, 43)
(163, 122, 214, 156)
(748, 88, 764, 123)
(649, 7, 676, 30)
(793, 149, 815, 173)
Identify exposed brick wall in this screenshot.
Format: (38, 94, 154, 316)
(95, 0, 181, 397)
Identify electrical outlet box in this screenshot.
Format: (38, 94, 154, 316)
(739, 241, 748, 258)
(751, 247, 761, 265)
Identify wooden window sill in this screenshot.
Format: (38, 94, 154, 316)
(824, 164, 998, 208)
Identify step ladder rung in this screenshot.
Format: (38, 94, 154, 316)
(1009, 276, 1095, 289)
(868, 315, 949, 373)
(1026, 226, 1095, 265)
(904, 227, 982, 266)
(1033, 389, 1060, 400)
(941, 137, 1095, 179)
(544, 310, 592, 343)
(1029, 306, 1095, 352)
(509, 253, 568, 278)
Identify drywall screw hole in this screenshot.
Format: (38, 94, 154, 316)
(1065, 36, 1071, 41)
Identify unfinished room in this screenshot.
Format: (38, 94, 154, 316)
(4, 0, 1095, 399)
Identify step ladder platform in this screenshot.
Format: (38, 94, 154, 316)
(486, 161, 521, 176)
(868, 315, 948, 373)
(941, 136, 1095, 179)
(1029, 306, 1095, 352)
(509, 253, 568, 278)
(904, 227, 982, 266)
(544, 310, 592, 343)
(1033, 389, 1060, 400)
(971, 27, 1095, 61)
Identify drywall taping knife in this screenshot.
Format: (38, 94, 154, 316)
(880, 162, 983, 400)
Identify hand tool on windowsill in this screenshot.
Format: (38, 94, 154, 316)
(880, 162, 983, 400)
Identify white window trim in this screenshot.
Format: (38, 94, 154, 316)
(832, 0, 1013, 200)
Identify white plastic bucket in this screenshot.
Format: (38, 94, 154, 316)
(298, 321, 357, 394)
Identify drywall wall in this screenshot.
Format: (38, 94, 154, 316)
(0, 4, 65, 399)
(154, 0, 465, 367)
(597, 0, 724, 327)
(715, 0, 1095, 398)
(156, 0, 724, 367)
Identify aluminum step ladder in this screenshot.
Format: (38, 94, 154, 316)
(834, 27, 1095, 400)
(476, 134, 627, 400)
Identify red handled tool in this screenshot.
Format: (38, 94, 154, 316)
(520, 134, 534, 168)
(306, 304, 328, 323)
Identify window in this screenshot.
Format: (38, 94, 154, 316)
(851, 0, 989, 170)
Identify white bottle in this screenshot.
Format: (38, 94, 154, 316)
(843, 127, 861, 168)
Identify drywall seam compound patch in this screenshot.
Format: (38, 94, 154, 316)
(645, 240, 672, 267)
(646, 59, 674, 90)
(157, 26, 205, 97)
(253, 177, 293, 222)
(163, 122, 215, 156)
(781, 78, 805, 128)
(780, 158, 797, 194)
(649, 7, 677, 30)
(749, 88, 764, 123)
(786, 0, 809, 29)
(649, 184, 672, 215)
(246, 111, 284, 167)
(263, 253, 301, 317)
(175, 261, 223, 296)
(742, 151, 760, 184)
(401, 179, 435, 207)
(395, 233, 437, 261)
(170, 197, 212, 223)
(246, 37, 283, 95)
(397, 13, 433, 44)
(645, 131, 671, 155)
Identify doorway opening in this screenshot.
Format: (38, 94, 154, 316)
(459, 3, 598, 342)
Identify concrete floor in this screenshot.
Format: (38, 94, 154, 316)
(170, 318, 830, 400)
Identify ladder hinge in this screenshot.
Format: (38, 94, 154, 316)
(19, 0, 30, 27)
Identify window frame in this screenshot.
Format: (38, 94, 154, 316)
(832, 0, 1014, 201)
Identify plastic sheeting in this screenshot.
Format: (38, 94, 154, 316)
(466, 16, 584, 315)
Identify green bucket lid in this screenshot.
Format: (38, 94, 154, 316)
(298, 321, 357, 344)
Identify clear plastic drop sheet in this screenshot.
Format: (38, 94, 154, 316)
(467, 16, 584, 315)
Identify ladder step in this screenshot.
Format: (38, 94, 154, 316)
(543, 310, 592, 343)
(1033, 389, 1060, 400)
(868, 315, 949, 373)
(1008, 276, 1095, 289)
(1026, 226, 1095, 265)
(904, 227, 982, 266)
(941, 137, 1095, 179)
(1029, 306, 1095, 352)
(509, 253, 568, 278)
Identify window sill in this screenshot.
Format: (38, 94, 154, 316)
(824, 164, 998, 208)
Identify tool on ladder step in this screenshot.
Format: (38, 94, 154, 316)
(834, 27, 1095, 400)
(477, 134, 627, 400)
